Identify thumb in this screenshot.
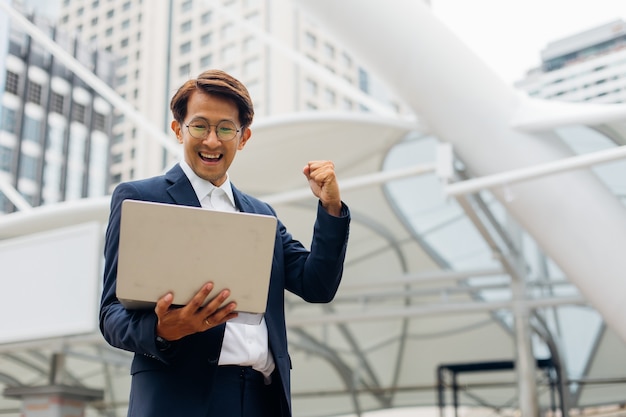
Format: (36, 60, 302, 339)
(155, 292, 173, 317)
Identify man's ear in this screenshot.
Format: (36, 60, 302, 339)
(237, 127, 252, 150)
(171, 120, 183, 144)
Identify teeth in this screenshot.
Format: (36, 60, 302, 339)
(200, 152, 220, 159)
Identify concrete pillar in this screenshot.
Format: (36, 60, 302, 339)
(4, 385, 103, 417)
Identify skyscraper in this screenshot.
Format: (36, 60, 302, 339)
(0, 2, 115, 214)
(57, 0, 394, 189)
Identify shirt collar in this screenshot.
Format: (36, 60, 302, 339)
(179, 160, 236, 208)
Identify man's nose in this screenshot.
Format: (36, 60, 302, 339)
(202, 127, 221, 144)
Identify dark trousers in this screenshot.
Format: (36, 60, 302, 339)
(206, 366, 286, 417)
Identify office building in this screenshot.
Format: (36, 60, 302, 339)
(515, 19, 626, 103)
(57, 0, 395, 188)
(0, 1, 115, 214)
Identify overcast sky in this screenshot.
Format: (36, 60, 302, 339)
(430, 0, 626, 85)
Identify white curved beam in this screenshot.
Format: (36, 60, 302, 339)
(511, 96, 626, 132)
(0, 178, 32, 211)
(294, 0, 626, 349)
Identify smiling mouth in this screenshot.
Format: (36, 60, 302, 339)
(199, 152, 222, 162)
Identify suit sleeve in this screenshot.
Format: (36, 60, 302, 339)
(99, 183, 176, 362)
(282, 201, 350, 302)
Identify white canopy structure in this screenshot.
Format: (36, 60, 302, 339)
(2, 1, 626, 416)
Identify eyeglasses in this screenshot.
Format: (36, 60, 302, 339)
(184, 118, 241, 142)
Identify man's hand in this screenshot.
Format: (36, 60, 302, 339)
(303, 160, 342, 216)
(154, 282, 238, 341)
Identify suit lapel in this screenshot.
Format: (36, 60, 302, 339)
(165, 164, 202, 207)
(231, 183, 255, 213)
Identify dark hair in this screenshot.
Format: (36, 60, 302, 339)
(170, 69, 254, 129)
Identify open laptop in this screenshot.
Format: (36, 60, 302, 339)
(116, 199, 277, 325)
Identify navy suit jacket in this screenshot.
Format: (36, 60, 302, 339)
(100, 164, 350, 417)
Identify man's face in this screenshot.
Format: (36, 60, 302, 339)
(171, 91, 251, 187)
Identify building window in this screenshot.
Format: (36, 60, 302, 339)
(325, 89, 336, 105)
(0, 144, 13, 172)
(358, 68, 369, 93)
(4, 71, 19, 93)
(304, 32, 317, 49)
(181, 0, 192, 12)
(50, 92, 65, 114)
(181, 20, 192, 33)
(106, 9, 114, 19)
(179, 63, 191, 77)
(23, 116, 42, 143)
(0, 107, 17, 133)
(110, 172, 122, 184)
(201, 11, 211, 24)
(111, 152, 123, 164)
(122, 1, 131, 11)
(200, 54, 212, 68)
(121, 19, 130, 30)
(94, 112, 106, 132)
(112, 133, 124, 144)
(341, 52, 352, 68)
(180, 41, 192, 54)
(105, 27, 113, 37)
(120, 38, 129, 48)
(72, 103, 86, 124)
(305, 78, 318, 96)
(26, 81, 42, 105)
(324, 43, 335, 59)
(19, 154, 38, 181)
(201, 32, 212, 46)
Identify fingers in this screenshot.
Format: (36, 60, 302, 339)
(303, 160, 342, 216)
(199, 289, 238, 328)
(185, 282, 215, 310)
(303, 160, 335, 180)
(154, 282, 238, 341)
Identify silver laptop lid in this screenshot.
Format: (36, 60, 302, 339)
(116, 199, 277, 324)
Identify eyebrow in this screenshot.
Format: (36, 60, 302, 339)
(187, 116, 236, 124)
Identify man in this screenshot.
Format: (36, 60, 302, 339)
(100, 69, 350, 417)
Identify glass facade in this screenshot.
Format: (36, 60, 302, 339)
(0, 6, 115, 214)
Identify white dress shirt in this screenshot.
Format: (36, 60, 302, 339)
(179, 160, 275, 380)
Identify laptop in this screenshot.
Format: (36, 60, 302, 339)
(116, 199, 277, 325)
